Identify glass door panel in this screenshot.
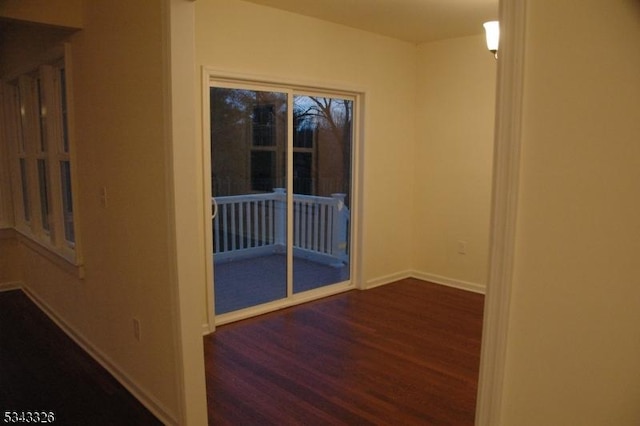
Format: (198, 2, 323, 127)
(292, 95, 352, 293)
(210, 87, 288, 314)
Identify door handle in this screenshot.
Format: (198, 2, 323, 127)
(212, 197, 218, 220)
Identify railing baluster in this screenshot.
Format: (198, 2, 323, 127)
(306, 202, 312, 249)
(245, 202, 250, 248)
(300, 201, 305, 248)
(309, 201, 312, 250)
(260, 200, 266, 246)
(328, 203, 333, 254)
(293, 200, 298, 247)
(309, 202, 314, 250)
(298, 201, 305, 248)
(253, 201, 258, 247)
(268, 199, 273, 244)
(244, 201, 249, 248)
(306, 202, 311, 250)
(240, 201, 246, 250)
(222, 203, 229, 252)
(313, 202, 319, 251)
(230, 203, 236, 251)
(319, 204, 326, 253)
(304, 201, 308, 248)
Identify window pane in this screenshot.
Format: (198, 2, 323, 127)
(292, 95, 353, 294)
(60, 161, 75, 243)
(293, 109, 314, 149)
(250, 151, 275, 192)
(14, 88, 26, 153)
(19, 159, 31, 222)
(60, 68, 70, 153)
(210, 88, 287, 196)
(293, 152, 312, 195)
(37, 159, 50, 232)
(252, 105, 275, 146)
(37, 78, 47, 153)
(292, 96, 353, 197)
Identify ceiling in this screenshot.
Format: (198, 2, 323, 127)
(243, 0, 499, 44)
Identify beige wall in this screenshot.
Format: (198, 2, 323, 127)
(62, 0, 179, 421)
(500, 0, 640, 424)
(0, 1, 184, 423)
(0, 230, 21, 284)
(414, 35, 496, 290)
(0, 0, 83, 29)
(196, 0, 417, 286)
(0, 24, 77, 86)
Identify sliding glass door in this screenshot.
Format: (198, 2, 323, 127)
(209, 81, 354, 321)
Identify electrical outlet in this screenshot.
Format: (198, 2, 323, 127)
(132, 318, 141, 342)
(457, 240, 468, 255)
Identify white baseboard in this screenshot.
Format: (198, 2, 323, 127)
(411, 271, 486, 294)
(365, 270, 413, 289)
(19, 286, 179, 426)
(0, 281, 23, 292)
(364, 270, 485, 294)
(202, 322, 214, 335)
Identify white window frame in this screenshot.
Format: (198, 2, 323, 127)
(3, 49, 80, 266)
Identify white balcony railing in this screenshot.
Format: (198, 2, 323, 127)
(212, 188, 349, 265)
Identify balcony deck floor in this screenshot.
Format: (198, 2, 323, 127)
(214, 254, 349, 314)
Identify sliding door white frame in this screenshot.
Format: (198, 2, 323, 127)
(201, 68, 364, 331)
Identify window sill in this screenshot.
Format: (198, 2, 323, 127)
(10, 228, 85, 279)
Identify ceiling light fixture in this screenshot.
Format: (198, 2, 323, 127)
(483, 21, 500, 59)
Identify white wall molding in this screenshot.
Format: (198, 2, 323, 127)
(366, 270, 485, 294)
(165, 0, 210, 424)
(365, 270, 412, 289)
(412, 271, 485, 294)
(475, 0, 527, 425)
(0, 281, 23, 292)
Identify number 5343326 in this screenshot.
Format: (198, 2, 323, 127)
(3, 411, 55, 423)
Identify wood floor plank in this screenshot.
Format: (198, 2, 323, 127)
(204, 278, 484, 425)
(0, 290, 161, 426)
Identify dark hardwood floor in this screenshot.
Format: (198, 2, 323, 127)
(0, 290, 161, 426)
(0, 278, 484, 425)
(204, 278, 485, 425)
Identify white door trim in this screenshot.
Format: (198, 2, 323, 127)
(475, 0, 527, 424)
